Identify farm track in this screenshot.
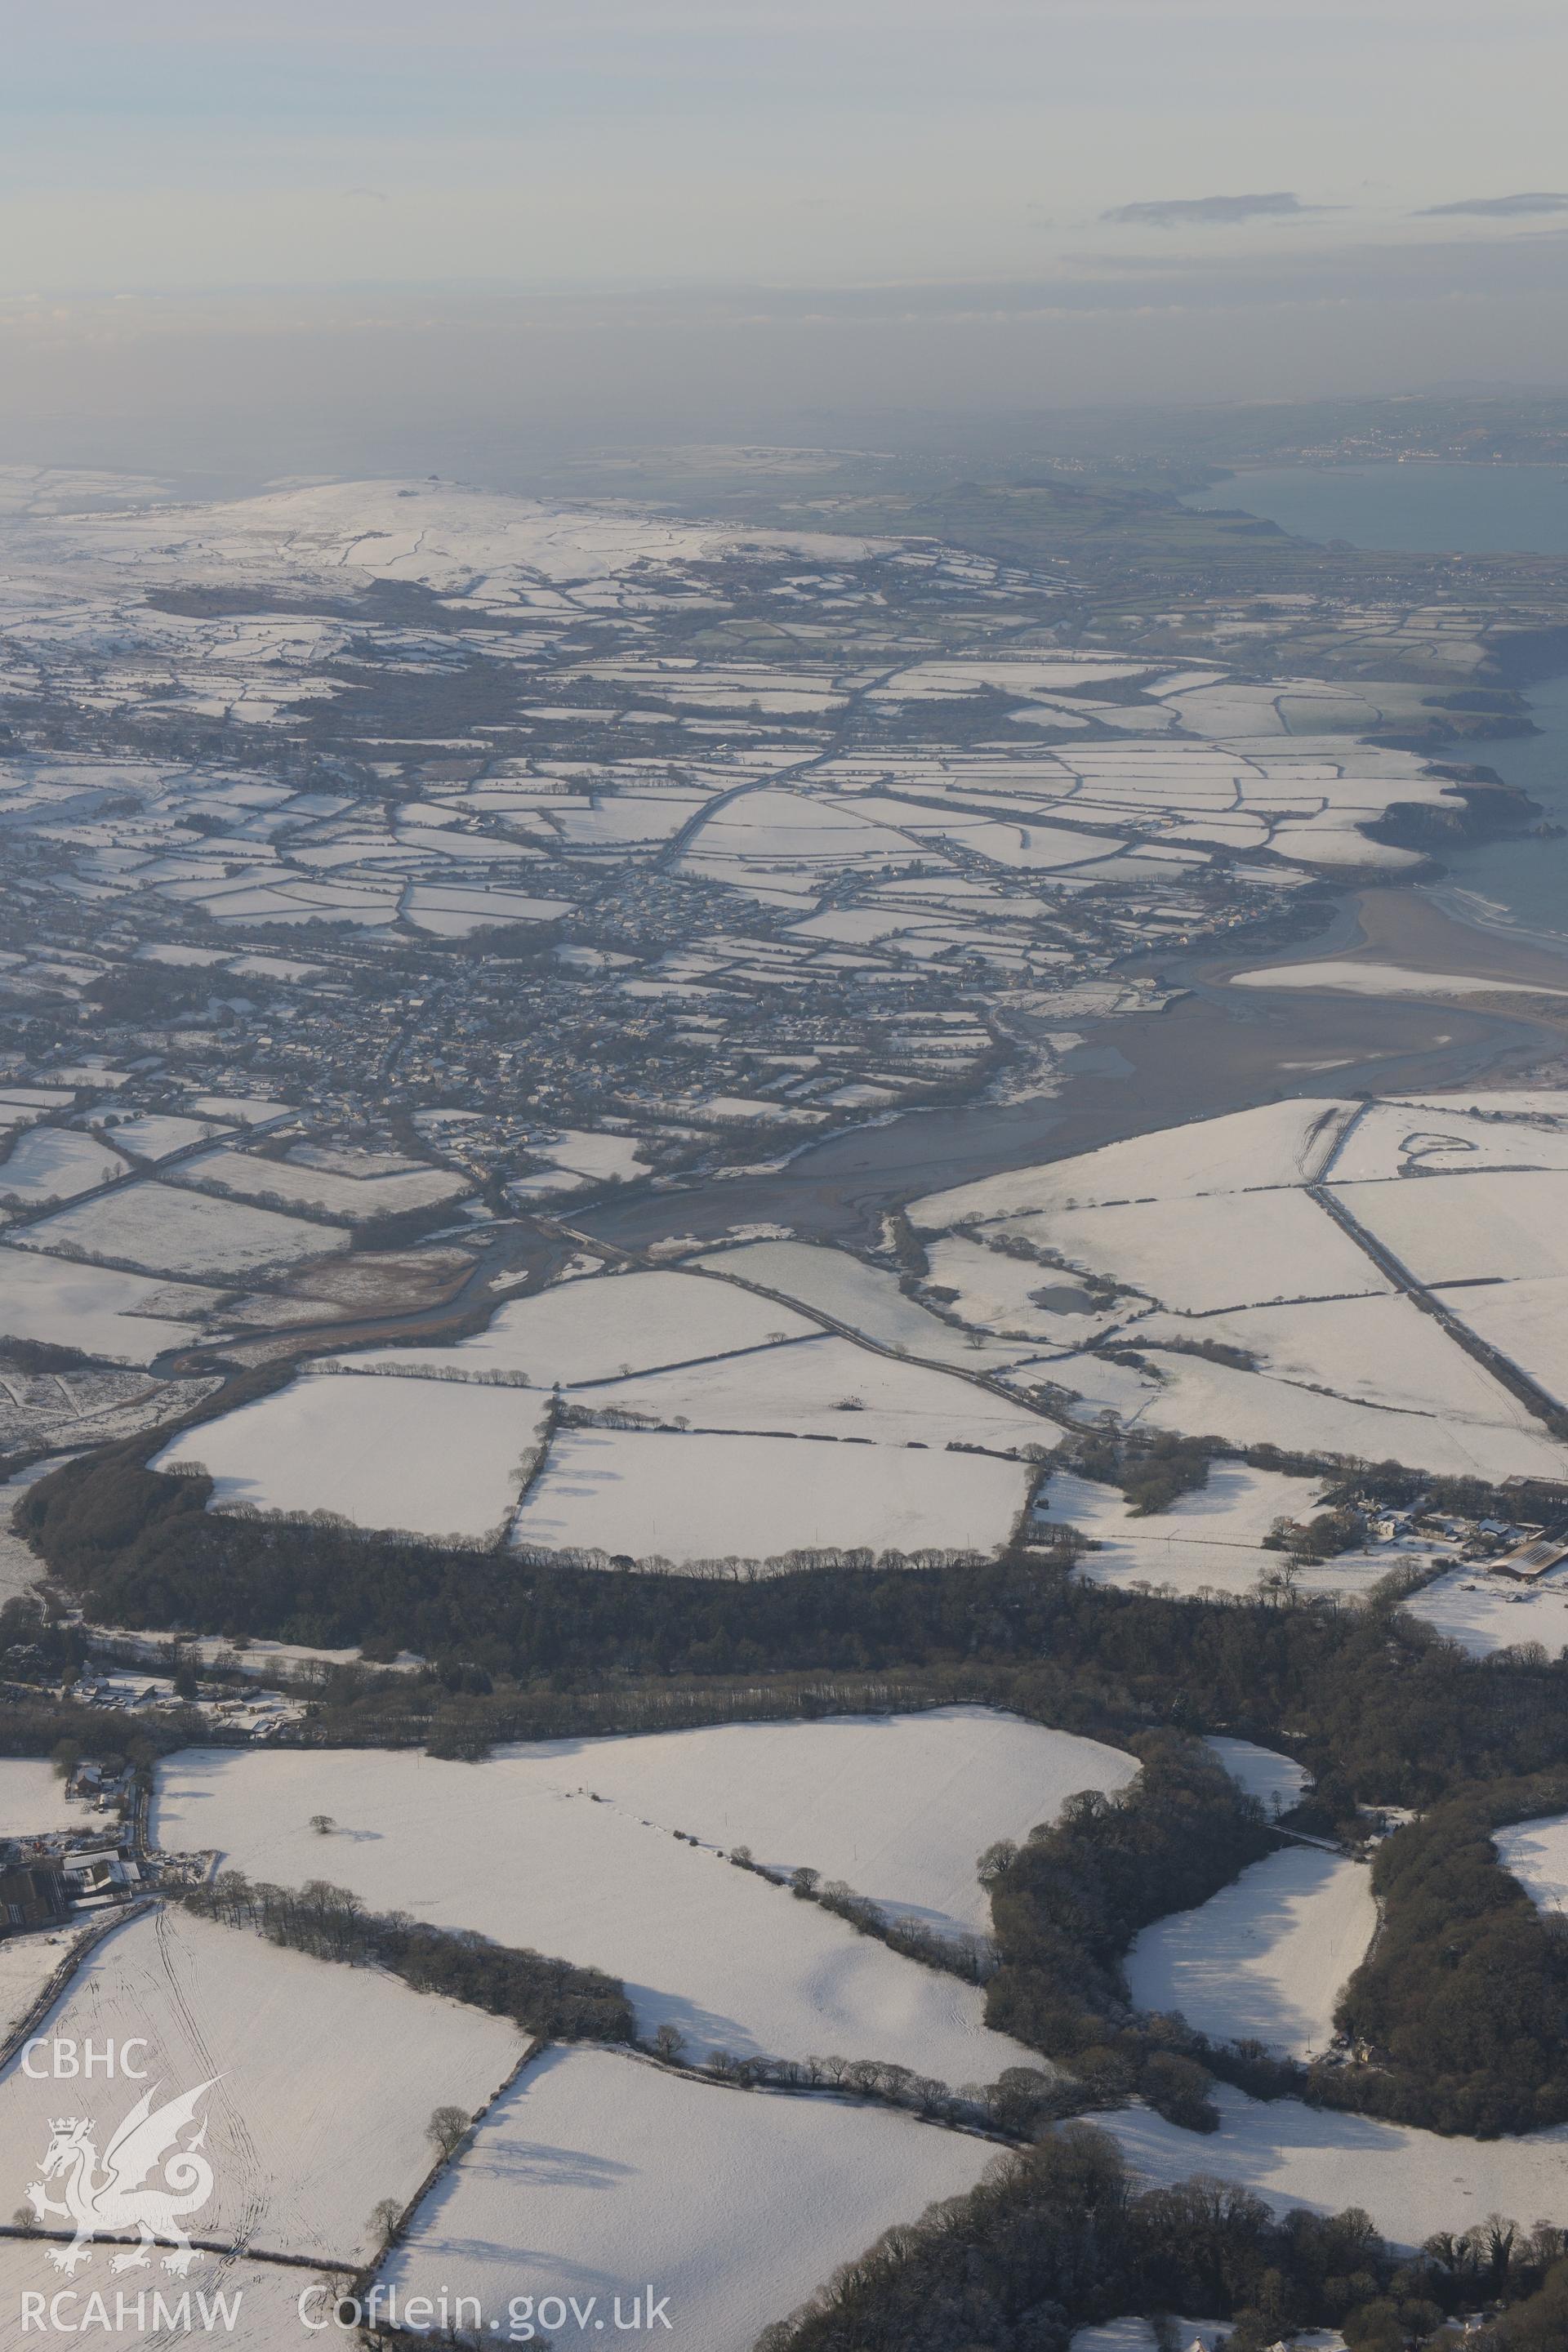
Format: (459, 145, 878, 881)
(151, 1905, 269, 2256)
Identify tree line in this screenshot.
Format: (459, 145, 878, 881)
(979, 1731, 1568, 2142)
(0, 1447, 1547, 1698)
(181, 1871, 633, 2043)
(1330, 1770, 1568, 2136)
(753, 2119, 1568, 2352)
(983, 1735, 1289, 2129)
(24, 1446, 1568, 1815)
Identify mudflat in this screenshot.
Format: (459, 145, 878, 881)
(586, 910, 1566, 1253)
(1324, 888, 1568, 990)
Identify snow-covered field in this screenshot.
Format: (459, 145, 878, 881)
(1045, 1334, 1568, 1484)
(0, 1922, 87, 2042)
(0, 1757, 96, 1836)
(189, 1096, 291, 1125)
(995, 1189, 1385, 1315)
(1036, 1462, 1312, 1547)
(922, 1234, 1125, 1348)
(1339, 1170, 1568, 1287)
(571, 1332, 1052, 1453)
(14, 1182, 347, 1279)
(0, 1908, 523, 2264)
(1494, 1813, 1568, 1915)
(1405, 1563, 1568, 1659)
(910, 1099, 1351, 1228)
(693, 1240, 1028, 1369)
(344, 1267, 820, 1386)
(169, 1147, 469, 1221)
(153, 1735, 1039, 2079)
(1125, 1847, 1375, 2060)
(1070, 2325, 1229, 2352)
(871, 655, 1147, 699)
(906, 1093, 1568, 1482)
(634, 1709, 1112, 1929)
(1205, 1737, 1311, 1815)
(1034, 1465, 1391, 1602)
(1135, 1291, 1545, 1425)
(510, 1424, 1032, 1565)
(0, 1127, 127, 1205)
(1097, 2082, 1568, 2251)
(1326, 1102, 1568, 1183)
(427, 1124, 1568, 1535)
(1437, 1275, 1568, 1408)
(23, 478, 894, 601)
(154, 1254, 1052, 1556)
(154, 1374, 549, 1542)
(0, 1250, 219, 1365)
(0, 2241, 346, 2350)
(94, 1111, 235, 1161)
(506, 1126, 648, 1200)
(378, 2046, 996, 2352)
(158, 1710, 1131, 1942)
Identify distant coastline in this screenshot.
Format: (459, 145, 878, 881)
(1181, 459, 1568, 559)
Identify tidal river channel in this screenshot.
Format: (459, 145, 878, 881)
(586, 465, 1568, 1252)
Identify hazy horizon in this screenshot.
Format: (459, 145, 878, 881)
(4, 0, 1567, 479)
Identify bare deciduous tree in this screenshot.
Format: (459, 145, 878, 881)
(368, 2197, 402, 2248)
(426, 2105, 470, 2161)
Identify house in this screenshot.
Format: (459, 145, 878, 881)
(60, 1851, 138, 1902)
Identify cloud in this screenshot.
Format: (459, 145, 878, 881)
(1101, 191, 1308, 229)
(1419, 190, 1568, 217)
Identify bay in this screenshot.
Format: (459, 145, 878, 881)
(1185, 461, 1568, 943)
(588, 461, 1568, 1249)
(1182, 461, 1568, 555)
(1430, 670, 1568, 947)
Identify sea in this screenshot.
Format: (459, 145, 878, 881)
(1184, 462, 1568, 947)
(1181, 461, 1568, 557)
(586, 463, 1568, 1249)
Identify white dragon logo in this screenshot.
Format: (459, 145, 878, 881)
(26, 2078, 219, 2274)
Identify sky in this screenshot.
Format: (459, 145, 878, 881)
(2, 0, 1566, 467)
